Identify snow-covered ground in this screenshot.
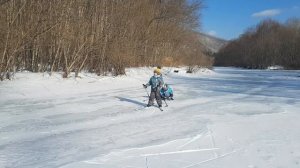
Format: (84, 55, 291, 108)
(0, 67, 300, 168)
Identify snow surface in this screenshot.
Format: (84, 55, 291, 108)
(0, 67, 300, 168)
(267, 65, 284, 70)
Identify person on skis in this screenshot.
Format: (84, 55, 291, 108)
(143, 69, 164, 107)
(160, 84, 174, 100)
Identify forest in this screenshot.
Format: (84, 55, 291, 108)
(0, 0, 212, 80)
(215, 18, 300, 69)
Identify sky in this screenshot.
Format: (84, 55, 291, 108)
(201, 0, 300, 40)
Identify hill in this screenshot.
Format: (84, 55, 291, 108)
(198, 32, 228, 54)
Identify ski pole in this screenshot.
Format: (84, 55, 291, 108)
(163, 99, 168, 107)
(143, 84, 150, 98)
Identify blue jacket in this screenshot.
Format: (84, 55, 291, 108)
(146, 76, 164, 90)
(160, 86, 173, 97)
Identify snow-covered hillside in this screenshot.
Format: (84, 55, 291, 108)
(198, 33, 227, 53)
(0, 67, 300, 168)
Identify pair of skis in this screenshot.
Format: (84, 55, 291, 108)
(149, 104, 165, 111)
(145, 101, 167, 111)
(135, 105, 164, 111)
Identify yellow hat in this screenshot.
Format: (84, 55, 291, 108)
(154, 68, 161, 75)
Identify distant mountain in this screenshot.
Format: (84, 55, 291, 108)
(197, 32, 228, 54)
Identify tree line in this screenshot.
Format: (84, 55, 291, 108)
(0, 0, 212, 80)
(215, 18, 300, 69)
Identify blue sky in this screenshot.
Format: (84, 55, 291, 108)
(201, 0, 300, 40)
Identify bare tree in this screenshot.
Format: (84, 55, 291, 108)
(215, 18, 300, 70)
(0, 0, 210, 80)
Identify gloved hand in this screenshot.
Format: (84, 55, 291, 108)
(143, 84, 147, 88)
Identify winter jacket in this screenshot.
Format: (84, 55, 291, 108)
(160, 86, 173, 98)
(146, 76, 164, 90)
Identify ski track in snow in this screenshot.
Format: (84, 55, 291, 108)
(0, 67, 300, 168)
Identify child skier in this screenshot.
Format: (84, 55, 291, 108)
(143, 69, 164, 107)
(160, 84, 174, 100)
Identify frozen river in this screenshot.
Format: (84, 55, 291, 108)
(0, 67, 299, 168)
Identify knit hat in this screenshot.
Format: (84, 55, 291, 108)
(154, 68, 161, 75)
